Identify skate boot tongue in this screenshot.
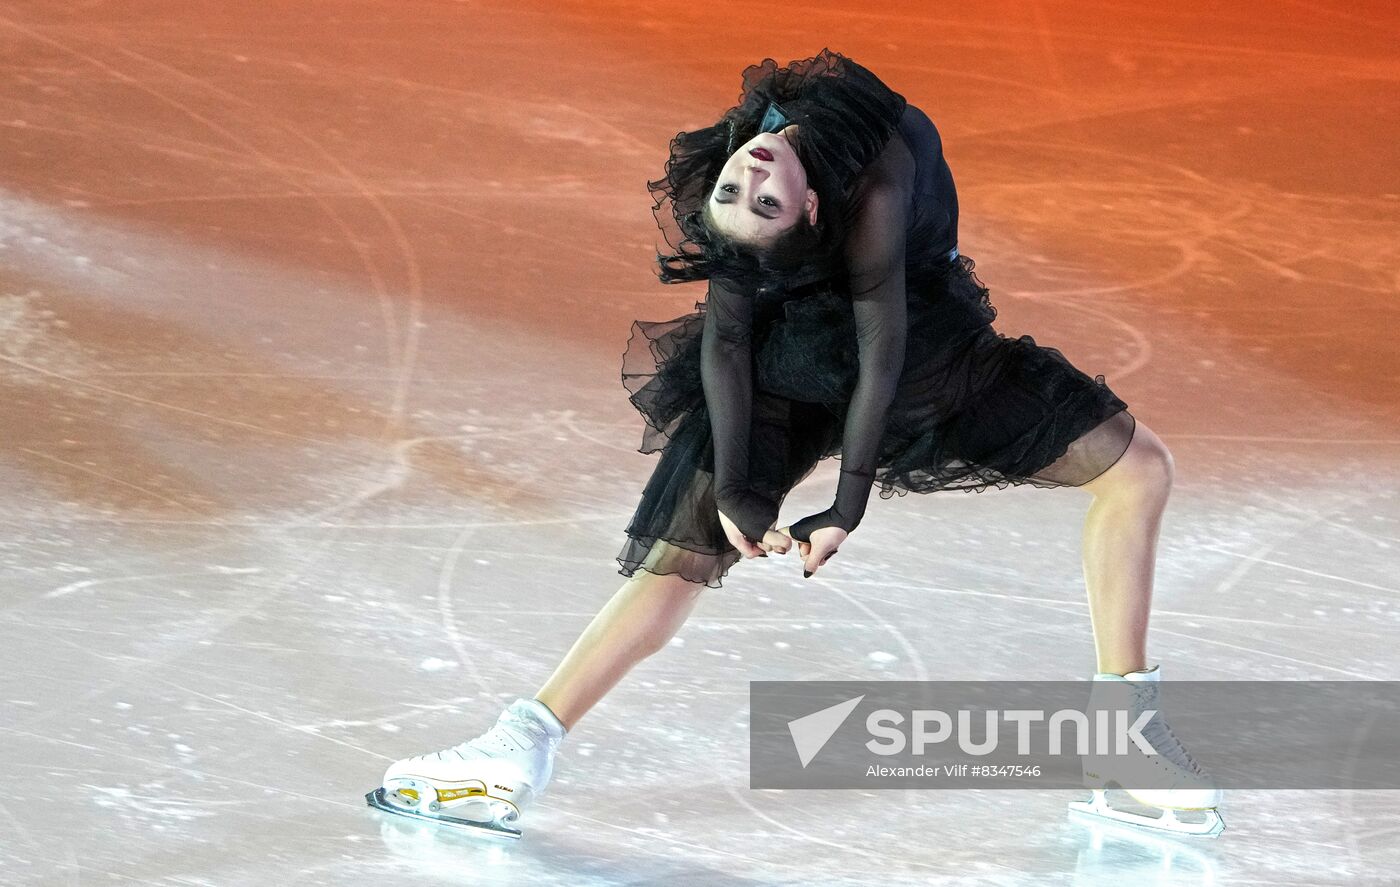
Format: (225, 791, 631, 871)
(503, 698, 568, 745)
(1113, 667, 1207, 778)
(1121, 665, 1160, 683)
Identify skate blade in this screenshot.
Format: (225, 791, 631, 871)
(1069, 794, 1225, 839)
(365, 787, 523, 840)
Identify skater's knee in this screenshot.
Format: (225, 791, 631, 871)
(626, 615, 686, 661)
(1131, 435, 1173, 495)
(633, 621, 680, 660)
(620, 570, 703, 659)
(1094, 422, 1173, 502)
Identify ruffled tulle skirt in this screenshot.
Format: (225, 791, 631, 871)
(617, 253, 1135, 589)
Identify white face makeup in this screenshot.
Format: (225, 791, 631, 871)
(707, 124, 817, 247)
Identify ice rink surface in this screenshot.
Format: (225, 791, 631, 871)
(2, 0, 1398, 884)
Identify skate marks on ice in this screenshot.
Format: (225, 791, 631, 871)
(1066, 806, 1223, 881)
(2, 0, 1399, 884)
(0, 9, 433, 425)
(370, 805, 808, 887)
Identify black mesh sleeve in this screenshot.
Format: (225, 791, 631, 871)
(700, 278, 779, 544)
(789, 184, 909, 543)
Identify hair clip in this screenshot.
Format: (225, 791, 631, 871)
(760, 100, 791, 133)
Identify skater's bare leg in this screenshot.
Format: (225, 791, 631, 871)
(536, 566, 705, 731)
(374, 560, 713, 834)
(1078, 419, 1174, 676)
(378, 558, 708, 827)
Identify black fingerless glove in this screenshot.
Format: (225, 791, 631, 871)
(716, 487, 780, 544)
(787, 466, 875, 543)
(788, 506, 856, 544)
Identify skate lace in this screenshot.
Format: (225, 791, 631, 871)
(442, 712, 546, 759)
(1131, 684, 1206, 777)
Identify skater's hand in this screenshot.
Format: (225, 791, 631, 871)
(779, 524, 847, 578)
(757, 528, 793, 556)
(718, 509, 775, 559)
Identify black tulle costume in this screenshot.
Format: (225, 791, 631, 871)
(618, 49, 1136, 588)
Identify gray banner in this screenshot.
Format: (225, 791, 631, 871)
(749, 681, 1400, 789)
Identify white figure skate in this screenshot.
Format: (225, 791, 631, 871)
(366, 697, 567, 840)
(1067, 665, 1225, 838)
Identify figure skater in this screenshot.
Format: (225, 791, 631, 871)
(366, 48, 1223, 839)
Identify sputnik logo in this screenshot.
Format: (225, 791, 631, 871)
(786, 694, 1160, 765)
(788, 695, 865, 768)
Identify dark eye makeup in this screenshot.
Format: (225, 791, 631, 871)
(717, 184, 779, 209)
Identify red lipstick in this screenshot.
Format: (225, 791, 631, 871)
(749, 147, 774, 161)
